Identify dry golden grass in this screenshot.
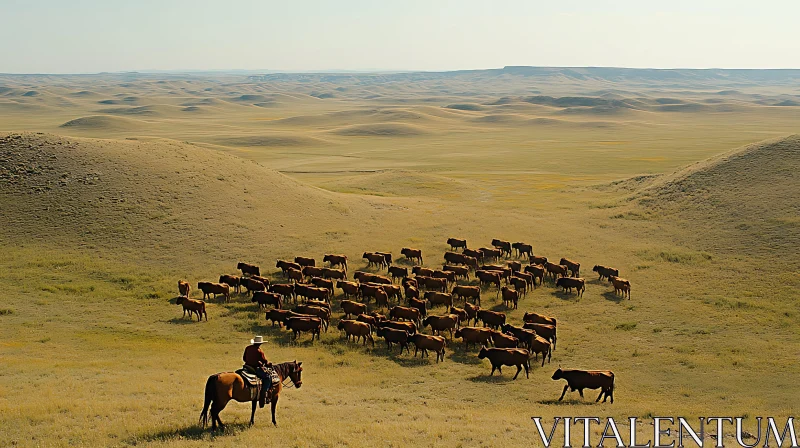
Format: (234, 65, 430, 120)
(1, 70, 799, 446)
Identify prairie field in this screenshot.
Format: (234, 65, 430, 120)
(0, 67, 799, 447)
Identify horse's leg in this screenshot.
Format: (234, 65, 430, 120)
(250, 399, 257, 425)
(271, 394, 279, 426)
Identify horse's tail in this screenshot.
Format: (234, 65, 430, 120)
(199, 374, 217, 427)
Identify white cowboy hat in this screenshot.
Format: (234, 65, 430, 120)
(250, 335, 266, 344)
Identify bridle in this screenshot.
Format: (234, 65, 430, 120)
(281, 364, 303, 389)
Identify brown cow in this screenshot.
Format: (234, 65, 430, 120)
(432, 270, 456, 285)
(341, 300, 366, 319)
(512, 271, 534, 289)
(321, 267, 346, 281)
(306, 299, 331, 312)
(400, 248, 423, 264)
(545, 262, 569, 281)
(528, 335, 552, 367)
(242, 277, 266, 296)
(285, 268, 304, 284)
(388, 266, 409, 282)
(412, 266, 434, 277)
(512, 242, 533, 258)
(311, 277, 334, 294)
(477, 309, 506, 329)
(524, 264, 546, 288)
(552, 369, 615, 403)
(295, 305, 330, 331)
(295, 284, 330, 302)
(529, 255, 548, 266)
(374, 288, 389, 309)
(502, 324, 537, 349)
(302, 266, 324, 280)
(252, 291, 282, 310)
(479, 248, 501, 262)
(455, 327, 493, 350)
(376, 320, 417, 335)
(323, 254, 348, 272)
(448, 306, 468, 328)
(560, 258, 581, 277)
(422, 277, 447, 292)
(376, 252, 393, 266)
(489, 329, 519, 348)
(523, 311, 557, 327)
(363, 252, 387, 269)
(506, 260, 522, 272)
(464, 255, 479, 272)
(294, 256, 315, 267)
(500, 286, 519, 309)
(609, 276, 631, 299)
(389, 306, 421, 325)
(464, 302, 480, 326)
(510, 277, 527, 297)
(408, 297, 427, 318)
(523, 323, 557, 350)
(476, 270, 501, 291)
(443, 251, 467, 265)
(409, 333, 446, 362)
(593, 265, 619, 281)
(447, 238, 468, 251)
(357, 313, 381, 330)
(491, 239, 512, 257)
(359, 283, 384, 304)
(338, 281, 360, 299)
(197, 282, 230, 302)
(556, 277, 585, 297)
(463, 248, 484, 264)
(178, 280, 191, 297)
(451, 285, 481, 306)
(379, 284, 403, 303)
(423, 314, 459, 338)
(442, 265, 469, 281)
(337, 320, 374, 346)
(286, 317, 322, 341)
(478, 346, 530, 379)
(251, 275, 271, 287)
(376, 327, 410, 354)
(404, 285, 420, 301)
(176, 296, 207, 321)
(424, 291, 453, 308)
(237, 262, 260, 277)
(276, 260, 302, 275)
(269, 283, 295, 303)
(402, 277, 418, 289)
(266, 308, 292, 327)
(218, 275, 241, 294)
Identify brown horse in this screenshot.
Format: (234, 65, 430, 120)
(199, 361, 303, 429)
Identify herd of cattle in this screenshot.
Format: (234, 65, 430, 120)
(175, 238, 623, 403)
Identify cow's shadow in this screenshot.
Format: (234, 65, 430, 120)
(602, 291, 625, 303)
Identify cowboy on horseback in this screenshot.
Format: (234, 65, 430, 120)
(243, 335, 272, 408)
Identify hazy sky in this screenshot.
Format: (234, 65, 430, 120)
(1, 0, 798, 73)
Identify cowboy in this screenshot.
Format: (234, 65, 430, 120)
(243, 335, 272, 407)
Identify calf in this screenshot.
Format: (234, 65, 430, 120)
(560, 258, 581, 277)
(455, 327, 493, 350)
(176, 296, 207, 321)
(237, 262, 260, 277)
(323, 254, 348, 272)
(451, 285, 481, 306)
(593, 265, 619, 281)
(552, 368, 615, 403)
(489, 330, 519, 348)
(286, 317, 322, 341)
(523, 322, 557, 349)
(218, 275, 241, 294)
(447, 237, 467, 251)
(294, 256, 315, 267)
(341, 300, 367, 319)
(478, 346, 531, 379)
(178, 280, 191, 297)
(523, 311, 557, 327)
(197, 282, 230, 302)
(500, 286, 519, 309)
(337, 320, 374, 346)
(389, 306, 421, 325)
(252, 291, 282, 310)
(609, 276, 631, 299)
(388, 266, 409, 282)
(400, 248, 423, 264)
(376, 327, 410, 354)
(422, 314, 459, 338)
(556, 277, 585, 297)
(424, 291, 453, 308)
(409, 333, 446, 362)
(477, 309, 506, 329)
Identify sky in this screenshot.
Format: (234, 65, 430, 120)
(1, 0, 799, 74)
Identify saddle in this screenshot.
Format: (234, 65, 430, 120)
(237, 366, 281, 389)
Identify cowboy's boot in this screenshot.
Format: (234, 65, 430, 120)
(259, 383, 268, 408)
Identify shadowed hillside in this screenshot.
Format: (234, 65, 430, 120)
(638, 135, 800, 262)
(0, 133, 396, 265)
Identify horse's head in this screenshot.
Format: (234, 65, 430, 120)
(288, 360, 303, 388)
